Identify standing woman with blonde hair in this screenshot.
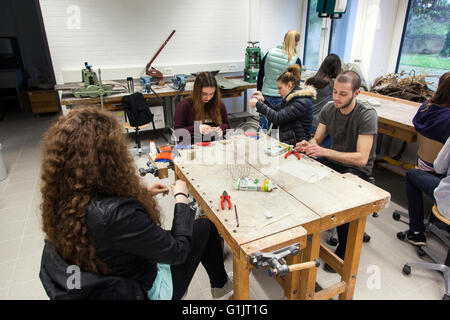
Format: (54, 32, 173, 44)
(174, 71, 230, 144)
(257, 30, 302, 130)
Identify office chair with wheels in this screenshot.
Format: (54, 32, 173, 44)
(402, 205, 450, 300)
(122, 92, 156, 156)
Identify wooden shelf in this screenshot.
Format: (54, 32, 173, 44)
(377, 161, 408, 177)
(27, 90, 58, 114)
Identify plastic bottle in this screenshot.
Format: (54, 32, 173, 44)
(234, 177, 277, 192)
(150, 140, 157, 156)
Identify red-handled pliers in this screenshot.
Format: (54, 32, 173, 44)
(220, 190, 231, 210)
(284, 149, 301, 160)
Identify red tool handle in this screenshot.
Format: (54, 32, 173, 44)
(146, 30, 176, 75)
(220, 196, 231, 210)
(195, 142, 211, 147)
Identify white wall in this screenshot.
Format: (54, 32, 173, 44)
(39, 0, 250, 84)
(256, 0, 302, 55)
(39, 0, 304, 114)
(39, 0, 304, 84)
(40, 0, 412, 92)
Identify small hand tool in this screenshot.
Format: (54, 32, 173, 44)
(220, 190, 231, 210)
(284, 149, 301, 160)
(195, 142, 211, 147)
(234, 204, 239, 227)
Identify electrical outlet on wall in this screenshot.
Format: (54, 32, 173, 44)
(163, 67, 174, 75)
(228, 63, 238, 71)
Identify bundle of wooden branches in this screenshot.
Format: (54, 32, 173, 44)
(370, 72, 435, 103)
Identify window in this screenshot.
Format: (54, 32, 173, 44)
(328, 0, 357, 63)
(303, 0, 357, 71)
(303, 0, 323, 71)
(396, 0, 450, 80)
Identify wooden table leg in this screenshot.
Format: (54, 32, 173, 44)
(339, 215, 367, 300)
(298, 232, 321, 300)
(232, 250, 250, 300)
(285, 253, 301, 299)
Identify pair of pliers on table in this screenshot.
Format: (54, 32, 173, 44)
(284, 149, 301, 160)
(220, 190, 231, 210)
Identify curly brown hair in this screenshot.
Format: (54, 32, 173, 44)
(40, 107, 161, 274)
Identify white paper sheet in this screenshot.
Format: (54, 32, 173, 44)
(279, 160, 331, 183)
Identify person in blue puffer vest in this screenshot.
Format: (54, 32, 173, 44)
(249, 64, 315, 146)
(256, 30, 302, 131)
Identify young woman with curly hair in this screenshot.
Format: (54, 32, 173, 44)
(39, 107, 232, 300)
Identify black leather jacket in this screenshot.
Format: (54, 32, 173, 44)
(256, 85, 316, 146)
(39, 196, 193, 299)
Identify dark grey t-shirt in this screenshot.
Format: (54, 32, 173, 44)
(318, 100, 378, 176)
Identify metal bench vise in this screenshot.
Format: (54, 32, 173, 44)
(249, 243, 320, 277)
(140, 76, 153, 93)
(138, 161, 159, 177)
(171, 74, 187, 91)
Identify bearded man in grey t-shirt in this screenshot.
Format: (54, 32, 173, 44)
(295, 70, 378, 271)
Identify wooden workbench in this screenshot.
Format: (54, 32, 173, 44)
(358, 91, 420, 143)
(172, 134, 391, 300)
(56, 76, 257, 127)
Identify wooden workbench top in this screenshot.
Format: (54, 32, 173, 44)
(358, 92, 420, 132)
(174, 134, 390, 245)
(57, 75, 256, 105)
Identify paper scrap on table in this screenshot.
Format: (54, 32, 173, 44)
(279, 160, 331, 183)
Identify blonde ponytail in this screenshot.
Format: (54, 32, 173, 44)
(282, 30, 300, 62)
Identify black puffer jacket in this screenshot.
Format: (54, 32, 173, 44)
(256, 85, 316, 145)
(39, 196, 193, 300)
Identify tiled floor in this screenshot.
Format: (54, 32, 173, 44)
(0, 108, 448, 300)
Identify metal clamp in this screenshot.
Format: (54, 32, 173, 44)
(249, 243, 320, 277)
(138, 161, 159, 177)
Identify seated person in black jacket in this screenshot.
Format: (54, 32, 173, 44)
(249, 64, 315, 146)
(38, 107, 232, 300)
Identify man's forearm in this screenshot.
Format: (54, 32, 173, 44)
(323, 149, 368, 168)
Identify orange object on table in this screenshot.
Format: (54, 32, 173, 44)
(155, 152, 173, 162)
(195, 142, 211, 147)
(159, 145, 172, 152)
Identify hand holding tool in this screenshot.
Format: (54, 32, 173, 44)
(220, 190, 231, 210)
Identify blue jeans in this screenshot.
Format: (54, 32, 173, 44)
(259, 95, 282, 131)
(405, 169, 441, 232)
